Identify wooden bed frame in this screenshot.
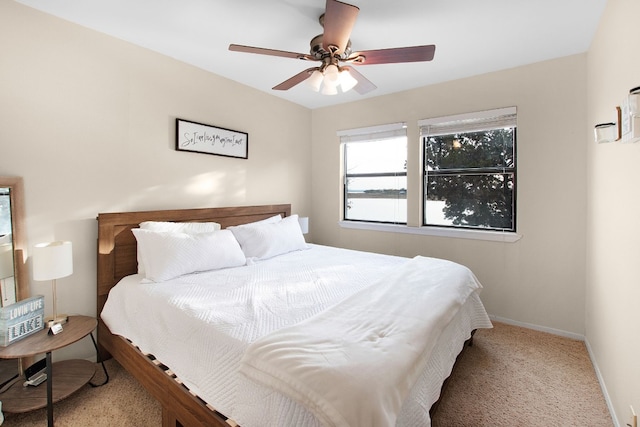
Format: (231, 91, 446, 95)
(97, 204, 291, 427)
(96, 203, 473, 427)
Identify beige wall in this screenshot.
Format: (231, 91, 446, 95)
(0, 2, 311, 360)
(587, 0, 640, 425)
(312, 55, 588, 335)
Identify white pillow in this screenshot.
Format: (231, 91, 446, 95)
(137, 221, 221, 274)
(228, 214, 307, 261)
(240, 214, 282, 226)
(132, 229, 246, 282)
(139, 221, 221, 233)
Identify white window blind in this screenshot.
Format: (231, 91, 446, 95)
(419, 107, 516, 137)
(338, 122, 407, 143)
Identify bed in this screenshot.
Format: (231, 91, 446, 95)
(96, 204, 492, 427)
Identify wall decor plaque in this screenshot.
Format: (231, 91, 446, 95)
(176, 118, 248, 159)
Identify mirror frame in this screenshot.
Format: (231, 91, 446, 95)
(0, 176, 28, 302)
(0, 177, 32, 374)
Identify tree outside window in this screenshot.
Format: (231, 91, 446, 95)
(421, 108, 517, 232)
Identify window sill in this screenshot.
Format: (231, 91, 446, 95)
(338, 221, 522, 243)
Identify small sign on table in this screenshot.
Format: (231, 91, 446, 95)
(0, 295, 45, 346)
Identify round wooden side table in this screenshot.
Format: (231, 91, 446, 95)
(0, 315, 109, 426)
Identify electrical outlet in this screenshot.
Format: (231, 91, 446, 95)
(628, 405, 637, 427)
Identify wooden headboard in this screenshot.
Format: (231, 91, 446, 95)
(96, 204, 291, 318)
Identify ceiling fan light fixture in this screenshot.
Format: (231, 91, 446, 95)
(323, 64, 340, 86)
(307, 70, 324, 92)
(339, 69, 358, 92)
(321, 83, 338, 95)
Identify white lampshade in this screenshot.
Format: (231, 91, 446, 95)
(320, 84, 338, 95)
(307, 70, 323, 92)
(323, 65, 340, 86)
(339, 69, 358, 92)
(33, 241, 73, 281)
(298, 217, 309, 234)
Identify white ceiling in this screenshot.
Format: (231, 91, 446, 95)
(15, 0, 606, 109)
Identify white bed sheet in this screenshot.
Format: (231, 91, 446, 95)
(101, 244, 492, 427)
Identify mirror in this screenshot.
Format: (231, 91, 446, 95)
(0, 177, 27, 304)
(1, 189, 17, 306)
(0, 176, 28, 383)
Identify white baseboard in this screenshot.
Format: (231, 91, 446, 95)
(584, 338, 620, 427)
(488, 314, 585, 341)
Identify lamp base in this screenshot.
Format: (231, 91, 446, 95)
(45, 314, 68, 327)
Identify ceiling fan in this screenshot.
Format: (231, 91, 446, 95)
(229, 0, 436, 96)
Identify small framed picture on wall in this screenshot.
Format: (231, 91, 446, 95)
(175, 118, 248, 159)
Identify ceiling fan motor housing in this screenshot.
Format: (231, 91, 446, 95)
(310, 34, 352, 60)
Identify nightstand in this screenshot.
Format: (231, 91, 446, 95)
(0, 315, 109, 426)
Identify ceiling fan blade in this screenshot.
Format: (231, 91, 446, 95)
(229, 44, 316, 61)
(349, 45, 436, 65)
(341, 66, 376, 94)
(322, 0, 359, 55)
(273, 67, 318, 91)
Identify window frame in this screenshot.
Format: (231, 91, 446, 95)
(336, 111, 522, 243)
(339, 123, 408, 225)
(420, 107, 517, 233)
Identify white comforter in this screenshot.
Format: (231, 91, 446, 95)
(240, 256, 482, 427)
(101, 244, 491, 427)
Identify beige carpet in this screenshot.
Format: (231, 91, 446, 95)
(1, 358, 161, 427)
(431, 322, 612, 427)
(1, 322, 612, 426)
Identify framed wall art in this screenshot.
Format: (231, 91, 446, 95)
(175, 118, 248, 159)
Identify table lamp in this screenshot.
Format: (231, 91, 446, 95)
(33, 241, 73, 327)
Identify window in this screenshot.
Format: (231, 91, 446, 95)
(340, 123, 407, 224)
(420, 107, 517, 232)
